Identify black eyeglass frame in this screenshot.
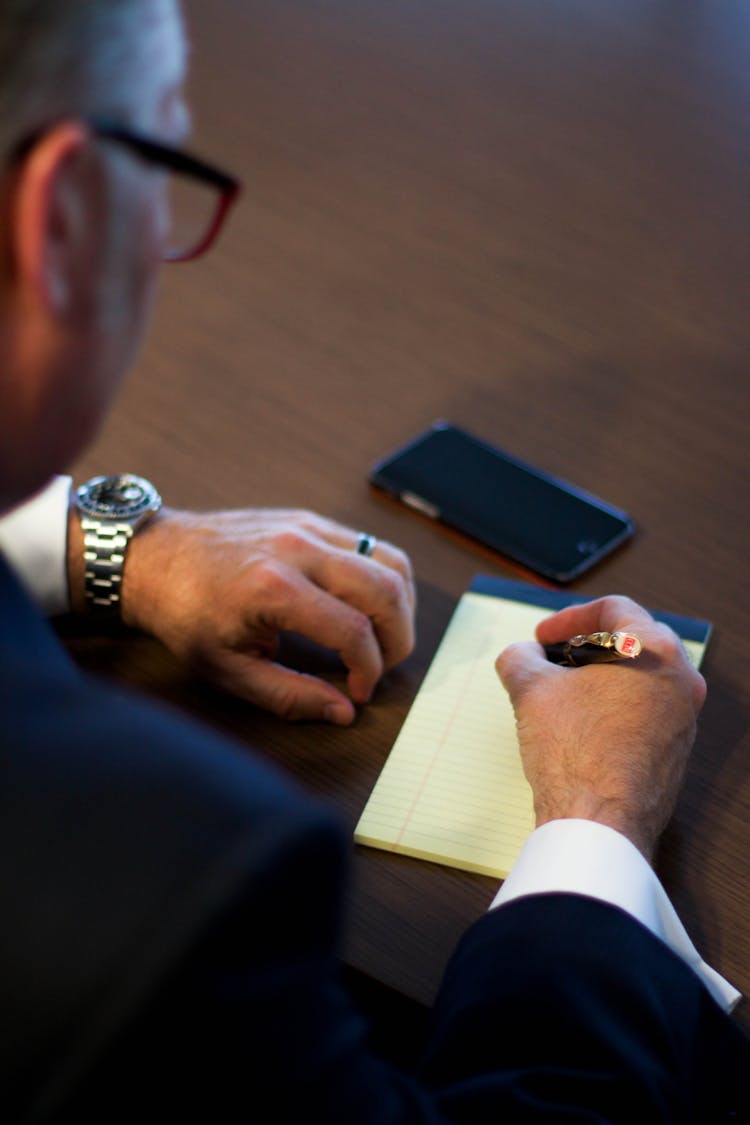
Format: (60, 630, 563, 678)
(10, 118, 241, 263)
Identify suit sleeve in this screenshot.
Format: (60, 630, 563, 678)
(420, 893, 750, 1123)
(59, 888, 750, 1122)
(490, 818, 741, 1011)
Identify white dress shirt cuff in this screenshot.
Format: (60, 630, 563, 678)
(0, 475, 72, 615)
(490, 819, 741, 1013)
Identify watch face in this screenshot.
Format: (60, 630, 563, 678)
(77, 474, 161, 521)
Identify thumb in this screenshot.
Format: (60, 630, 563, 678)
(208, 651, 357, 726)
(495, 640, 554, 705)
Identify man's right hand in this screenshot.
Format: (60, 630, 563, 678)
(495, 596, 707, 861)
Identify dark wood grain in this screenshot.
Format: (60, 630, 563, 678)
(70, 0, 750, 1027)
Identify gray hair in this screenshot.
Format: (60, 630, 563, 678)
(0, 0, 183, 160)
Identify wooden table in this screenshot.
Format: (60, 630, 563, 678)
(70, 0, 750, 1029)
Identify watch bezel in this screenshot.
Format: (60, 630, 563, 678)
(76, 474, 162, 524)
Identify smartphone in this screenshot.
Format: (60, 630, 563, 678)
(369, 421, 634, 583)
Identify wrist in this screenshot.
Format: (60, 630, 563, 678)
(66, 502, 170, 625)
(116, 507, 173, 632)
(534, 798, 657, 863)
(68, 474, 164, 622)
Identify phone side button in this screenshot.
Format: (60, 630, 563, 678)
(401, 492, 440, 519)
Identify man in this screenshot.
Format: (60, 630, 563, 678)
(0, 0, 414, 728)
(0, 1, 748, 1121)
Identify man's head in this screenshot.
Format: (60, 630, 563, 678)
(0, 0, 188, 511)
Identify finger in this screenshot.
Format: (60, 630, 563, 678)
(648, 621, 707, 712)
(370, 541, 417, 616)
(307, 549, 415, 671)
(354, 539, 416, 618)
(533, 600, 706, 713)
(691, 667, 708, 712)
(535, 595, 657, 645)
(248, 562, 385, 704)
(209, 650, 357, 725)
(495, 639, 557, 704)
(292, 514, 417, 615)
(255, 518, 417, 627)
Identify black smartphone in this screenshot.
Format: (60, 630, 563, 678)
(369, 421, 634, 583)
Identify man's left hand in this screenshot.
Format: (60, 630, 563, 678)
(72, 507, 416, 725)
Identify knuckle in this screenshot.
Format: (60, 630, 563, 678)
(401, 618, 417, 656)
(496, 643, 520, 676)
(381, 541, 412, 573)
(255, 673, 310, 722)
(343, 609, 376, 654)
(271, 528, 310, 556)
(652, 624, 684, 661)
(291, 509, 319, 533)
(385, 621, 415, 666)
(251, 559, 293, 605)
(494, 648, 521, 696)
(394, 548, 415, 584)
(602, 593, 642, 619)
(376, 567, 406, 609)
(272, 688, 303, 721)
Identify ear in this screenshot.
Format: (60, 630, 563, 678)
(12, 121, 94, 316)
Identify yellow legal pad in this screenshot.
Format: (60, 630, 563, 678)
(354, 576, 710, 879)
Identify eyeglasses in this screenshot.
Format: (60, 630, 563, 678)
(91, 120, 241, 262)
(10, 119, 241, 263)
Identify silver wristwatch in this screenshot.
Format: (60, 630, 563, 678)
(75, 474, 162, 616)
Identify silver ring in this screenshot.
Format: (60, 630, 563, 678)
(356, 533, 378, 557)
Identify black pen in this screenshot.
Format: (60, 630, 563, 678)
(544, 631, 642, 667)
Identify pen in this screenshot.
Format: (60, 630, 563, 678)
(544, 631, 642, 667)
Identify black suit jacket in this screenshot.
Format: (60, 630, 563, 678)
(0, 554, 748, 1123)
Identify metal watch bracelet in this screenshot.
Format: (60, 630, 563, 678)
(81, 519, 135, 615)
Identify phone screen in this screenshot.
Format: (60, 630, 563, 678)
(370, 422, 634, 582)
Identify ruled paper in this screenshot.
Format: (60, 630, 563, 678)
(355, 589, 707, 879)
